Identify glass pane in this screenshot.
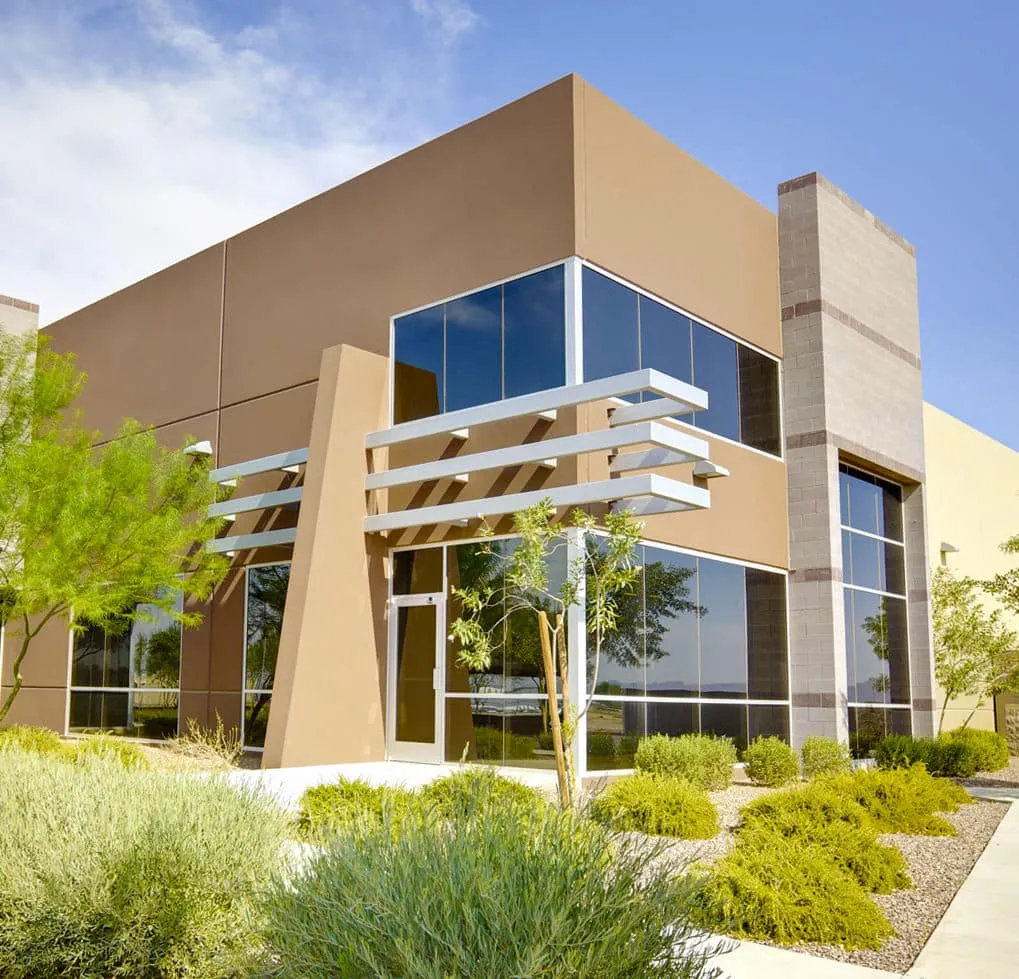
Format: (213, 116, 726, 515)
(246, 564, 290, 691)
(394, 604, 437, 744)
(889, 707, 912, 736)
(588, 538, 644, 697)
(393, 305, 444, 424)
(587, 700, 645, 770)
(70, 624, 108, 687)
(737, 346, 781, 455)
(884, 543, 906, 596)
(393, 548, 444, 595)
(846, 471, 881, 535)
(886, 598, 911, 704)
(746, 569, 788, 699)
(880, 481, 904, 541)
(698, 559, 748, 698)
(846, 589, 890, 704)
(846, 531, 884, 592)
(68, 690, 129, 732)
(749, 704, 790, 742)
(700, 702, 748, 752)
(447, 541, 505, 694)
(244, 692, 272, 748)
(849, 706, 889, 759)
(582, 267, 639, 390)
(643, 546, 699, 698)
(130, 690, 179, 739)
(505, 704, 554, 769)
(446, 697, 557, 767)
(106, 631, 131, 688)
(131, 597, 182, 690)
(445, 286, 502, 412)
(839, 468, 851, 526)
(504, 266, 566, 398)
(692, 323, 739, 441)
(639, 296, 692, 387)
(646, 700, 698, 738)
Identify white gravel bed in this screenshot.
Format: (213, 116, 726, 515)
(958, 756, 1019, 788)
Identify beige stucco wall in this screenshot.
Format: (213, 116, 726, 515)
(924, 403, 1019, 733)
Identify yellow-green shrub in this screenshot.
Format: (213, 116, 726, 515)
(589, 772, 719, 839)
(297, 779, 415, 841)
(742, 736, 799, 787)
(419, 768, 545, 821)
(634, 733, 736, 790)
(946, 727, 1009, 773)
(801, 735, 853, 779)
(74, 733, 149, 770)
(0, 725, 74, 760)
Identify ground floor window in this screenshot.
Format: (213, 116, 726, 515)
(69, 595, 183, 739)
(848, 704, 912, 758)
(242, 562, 290, 749)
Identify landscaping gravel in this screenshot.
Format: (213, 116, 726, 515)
(958, 756, 1019, 789)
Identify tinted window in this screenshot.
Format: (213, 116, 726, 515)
(394, 547, 444, 595)
(738, 346, 781, 455)
(746, 569, 788, 699)
(646, 700, 698, 739)
(504, 266, 566, 398)
(590, 538, 645, 696)
(588, 700, 645, 770)
(643, 546, 698, 697)
(697, 558, 748, 698)
(582, 267, 639, 388)
(393, 305, 444, 423)
(841, 465, 904, 539)
(444, 286, 502, 412)
(639, 296, 692, 390)
(749, 704, 790, 741)
(245, 564, 290, 693)
(845, 588, 889, 703)
(700, 702, 748, 751)
(886, 597, 911, 704)
(692, 322, 740, 442)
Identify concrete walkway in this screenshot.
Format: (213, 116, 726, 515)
(907, 801, 1019, 979)
(710, 940, 897, 978)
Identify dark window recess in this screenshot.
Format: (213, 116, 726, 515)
(444, 285, 502, 412)
(746, 569, 789, 700)
(392, 305, 444, 424)
(737, 346, 781, 455)
(393, 548, 444, 595)
(503, 266, 566, 398)
(701, 702, 748, 752)
(749, 704, 790, 742)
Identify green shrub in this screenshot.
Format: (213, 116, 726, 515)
(506, 733, 537, 760)
(588, 733, 617, 759)
(419, 767, 545, 821)
(826, 765, 972, 836)
(635, 733, 737, 790)
(0, 725, 74, 760)
(946, 727, 1009, 773)
(874, 734, 978, 777)
(472, 725, 503, 760)
(75, 732, 149, 769)
(801, 735, 853, 779)
(692, 831, 895, 950)
(741, 780, 872, 834)
(743, 736, 799, 787)
(297, 778, 415, 840)
(589, 772, 719, 839)
(262, 804, 720, 978)
(0, 751, 288, 978)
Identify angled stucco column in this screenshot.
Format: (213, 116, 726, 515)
(262, 343, 390, 768)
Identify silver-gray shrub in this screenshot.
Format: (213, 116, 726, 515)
(261, 802, 722, 979)
(0, 749, 289, 978)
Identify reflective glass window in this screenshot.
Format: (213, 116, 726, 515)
(393, 305, 444, 423)
(588, 537, 644, 696)
(749, 704, 790, 742)
(849, 706, 911, 758)
(245, 565, 290, 693)
(587, 700, 645, 770)
(886, 597, 911, 704)
(697, 558, 748, 698)
(394, 548, 444, 595)
(445, 285, 502, 412)
(504, 266, 566, 398)
(692, 322, 740, 442)
(445, 696, 557, 770)
(643, 546, 699, 698)
(737, 346, 781, 455)
(582, 267, 639, 388)
(646, 700, 699, 739)
(746, 569, 788, 700)
(700, 702, 748, 752)
(639, 296, 692, 389)
(845, 589, 890, 703)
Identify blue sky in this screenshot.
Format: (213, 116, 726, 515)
(1, 1, 1015, 447)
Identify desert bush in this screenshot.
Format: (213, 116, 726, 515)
(742, 736, 799, 787)
(635, 733, 737, 790)
(874, 734, 977, 777)
(801, 735, 853, 779)
(587, 733, 617, 759)
(692, 830, 895, 950)
(169, 713, 242, 768)
(74, 732, 149, 770)
(741, 780, 872, 834)
(419, 767, 545, 821)
(945, 727, 1009, 773)
(297, 778, 416, 841)
(262, 803, 720, 978)
(0, 751, 288, 978)
(589, 772, 719, 839)
(0, 724, 74, 760)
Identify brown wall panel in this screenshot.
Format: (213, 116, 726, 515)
(179, 690, 210, 730)
(209, 567, 246, 694)
(45, 246, 224, 437)
(0, 687, 67, 730)
(574, 79, 781, 356)
(219, 78, 578, 406)
(217, 384, 318, 466)
(3, 615, 70, 688)
(180, 595, 214, 693)
(208, 691, 242, 733)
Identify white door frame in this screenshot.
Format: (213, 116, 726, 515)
(387, 592, 445, 763)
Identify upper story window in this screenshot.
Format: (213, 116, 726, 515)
(581, 267, 781, 456)
(392, 265, 566, 425)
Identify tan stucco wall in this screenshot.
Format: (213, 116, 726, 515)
(924, 403, 1019, 732)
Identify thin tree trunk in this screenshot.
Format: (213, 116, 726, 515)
(556, 614, 573, 791)
(937, 692, 952, 735)
(538, 611, 571, 809)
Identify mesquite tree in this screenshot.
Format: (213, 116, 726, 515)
(449, 501, 643, 809)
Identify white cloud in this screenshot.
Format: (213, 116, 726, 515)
(0, 0, 479, 324)
(410, 0, 481, 44)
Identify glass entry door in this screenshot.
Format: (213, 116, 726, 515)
(387, 593, 443, 763)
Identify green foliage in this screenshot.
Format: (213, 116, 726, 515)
(982, 531, 1019, 626)
(0, 750, 288, 978)
(262, 803, 720, 979)
(419, 767, 546, 821)
(0, 724, 74, 759)
(297, 778, 416, 841)
(74, 732, 149, 769)
(589, 772, 719, 839)
(874, 733, 979, 777)
(945, 727, 1010, 772)
(692, 831, 895, 950)
(472, 725, 503, 760)
(169, 712, 243, 768)
(635, 733, 737, 790)
(588, 732, 617, 759)
(742, 736, 799, 787)
(932, 564, 1019, 731)
(825, 765, 971, 836)
(801, 735, 853, 779)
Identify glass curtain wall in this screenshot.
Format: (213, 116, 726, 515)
(242, 562, 291, 749)
(392, 265, 566, 424)
(586, 539, 789, 771)
(581, 266, 781, 455)
(839, 464, 911, 755)
(69, 594, 184, 739)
